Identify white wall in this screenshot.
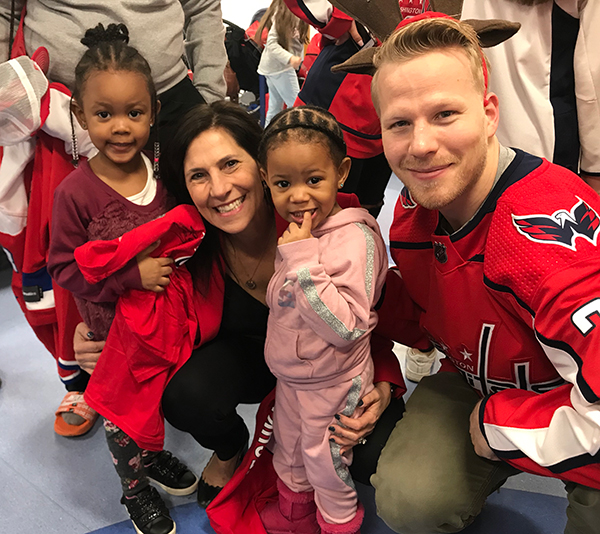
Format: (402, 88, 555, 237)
(221, 0, 270, 28)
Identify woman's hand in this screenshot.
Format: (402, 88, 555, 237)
(278, 211, 313, 245)
(73, 322, 105, 374)
(329, 381, 393, 454)
(290, 55, 302, 70)
(136, 241, 173, 292)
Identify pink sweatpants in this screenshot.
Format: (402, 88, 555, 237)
(272, 362, 374, 524)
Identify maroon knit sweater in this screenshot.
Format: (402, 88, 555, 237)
(48, 159, 169, 339)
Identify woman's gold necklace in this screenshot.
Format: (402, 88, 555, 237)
(242, 240, 270, 290)
(228, 226, 274, 291)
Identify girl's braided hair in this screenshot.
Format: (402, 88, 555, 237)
(70, 23, 159, 174)
(258, 106, 347, 169)
(73, 23, 157, 119)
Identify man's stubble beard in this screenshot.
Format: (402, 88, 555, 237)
(402, 136, 488, 213)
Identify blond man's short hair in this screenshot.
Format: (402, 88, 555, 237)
(372, 17, 489, 112)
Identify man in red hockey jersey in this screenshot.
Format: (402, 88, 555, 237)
(369, 13, 600, 534)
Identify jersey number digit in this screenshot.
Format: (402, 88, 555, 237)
(571, 298, 600, 336)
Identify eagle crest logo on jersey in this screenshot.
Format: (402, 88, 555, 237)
(400, 186, 417, 209)
(511, 197, 600, 251)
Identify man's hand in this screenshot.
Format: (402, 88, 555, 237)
(335, 21, 364, 47)
(136, 241, 173, 292)
(278, 211, 313, 245)
(73, 322, 105, 374)
(469, 399, 499, 461)
(329, 381, 392, 454)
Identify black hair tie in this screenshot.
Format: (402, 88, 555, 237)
(264, 122, 346, 150)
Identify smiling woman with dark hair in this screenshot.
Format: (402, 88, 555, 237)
(73, 99, 406, 517)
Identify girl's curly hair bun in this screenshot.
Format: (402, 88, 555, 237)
(80, 23, 130, 48)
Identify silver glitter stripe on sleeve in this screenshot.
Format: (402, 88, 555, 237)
(297, 267, 367, 341)
(353, 222, 375, 299)
(329, 375, 363, 489)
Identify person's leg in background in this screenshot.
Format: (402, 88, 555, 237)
(14, 274, 98, 437)
(273, 68, 300, 110)
(264, 69, 300, 126)
(405, 346, 438, 383)
(152, 76, 206, 152)
(353, 152, 393, 218)
(372, 372, 519, 533)
(264, 74, 286, 126)
(342, 152, 392, 218)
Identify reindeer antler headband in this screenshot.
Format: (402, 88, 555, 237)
(327, 0, 520, 76)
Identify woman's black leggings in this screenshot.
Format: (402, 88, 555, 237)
(161, 333, 406, 484)
(162, 334, 275, 461)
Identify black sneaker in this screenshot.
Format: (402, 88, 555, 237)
(121, 486, 175, 534)
(145, 450, 198, 496)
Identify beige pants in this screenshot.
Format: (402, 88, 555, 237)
(372, 372, 600, 534)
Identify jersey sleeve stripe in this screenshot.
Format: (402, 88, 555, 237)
(482, 414, 600, 471)
(294, 0, 326, 28)
(535, 330, 599, 404)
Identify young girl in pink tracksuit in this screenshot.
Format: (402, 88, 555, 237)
(258, 105, 388, 534)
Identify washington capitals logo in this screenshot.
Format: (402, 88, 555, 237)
(400, 186, 417, 209)
(512, 197, 600, 251)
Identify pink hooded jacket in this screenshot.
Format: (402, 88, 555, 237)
(265, 207, 388, 389)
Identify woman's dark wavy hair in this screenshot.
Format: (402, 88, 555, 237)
(161, 101, 263, 293)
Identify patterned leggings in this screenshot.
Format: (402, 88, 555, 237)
(103, 419, 159, 497)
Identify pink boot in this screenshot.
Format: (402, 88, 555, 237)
(259, 477, 320, 534)
(316, 502, 365, 534)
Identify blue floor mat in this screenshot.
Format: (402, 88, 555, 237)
(465, 488, 567, 533)
(89, 485, 567, 534)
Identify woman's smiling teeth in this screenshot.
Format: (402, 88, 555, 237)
(215, 196, 245, 213)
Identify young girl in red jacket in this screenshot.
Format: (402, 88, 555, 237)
(48, 23, 196, 534)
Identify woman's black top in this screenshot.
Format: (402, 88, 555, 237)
(218, 275, 269, 341)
